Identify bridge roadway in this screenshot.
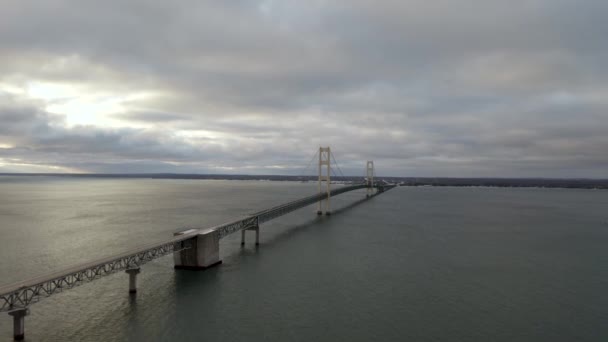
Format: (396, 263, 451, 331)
(0, 182, 395, 313)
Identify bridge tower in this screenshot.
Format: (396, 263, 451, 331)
(317, 147, 331, 215)
(366, 160, 374, 197)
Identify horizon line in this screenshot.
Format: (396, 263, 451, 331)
(1, 172, 607, 181)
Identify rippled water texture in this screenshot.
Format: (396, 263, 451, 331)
(0, 176, 607, 341)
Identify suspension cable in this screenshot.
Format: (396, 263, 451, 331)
(299, 150, 319, 176)
(330, 151, 346, 178)
(330, 167, 339, 180)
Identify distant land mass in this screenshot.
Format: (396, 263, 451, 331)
(1, 173, 608, 189)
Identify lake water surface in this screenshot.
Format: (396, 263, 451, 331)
(0, 177, 607, 341)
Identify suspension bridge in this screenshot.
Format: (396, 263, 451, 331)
(0, 147, 396, 340)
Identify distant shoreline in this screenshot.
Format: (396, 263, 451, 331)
(1, 173, 608, 190)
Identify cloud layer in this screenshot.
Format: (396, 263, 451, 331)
(1, 0, 607, 177)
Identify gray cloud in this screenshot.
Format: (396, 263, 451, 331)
(1, 0, 607, 177)
(115, 111, 188, 123)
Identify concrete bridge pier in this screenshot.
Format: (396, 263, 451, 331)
(240, 225, 260, 246)
(125, 267, 141, 294)
(8, 308, 28, 341)
(317, 208, 331, 216)
(173, 229, 222, 270)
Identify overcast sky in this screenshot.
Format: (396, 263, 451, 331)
(0, 1, 607, 177)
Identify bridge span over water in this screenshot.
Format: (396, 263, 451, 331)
(0, 147, 395, 340)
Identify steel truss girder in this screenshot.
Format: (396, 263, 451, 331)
(0, 242, 175, 311)
(216, 216, 259, 239)
(0, 182, 393, 312)
(255, 183, 368, 223)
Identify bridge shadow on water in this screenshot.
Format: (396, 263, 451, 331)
(329, 195, 374, 216)
(229, 194, 376, 258)
(168, 194, 380, 304)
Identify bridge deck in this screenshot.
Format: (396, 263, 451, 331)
(0, 182, 395, 311)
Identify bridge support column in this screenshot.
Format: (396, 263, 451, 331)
(366, 161, 375, 198)
(241, 225, 260, 246)
(173, 229, 222, 270)
(125, 267, 141, 294)
(8, 308, 28, 341)
(317, 146, 331, 216)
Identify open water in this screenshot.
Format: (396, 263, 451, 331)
(0, 176, 607, 341)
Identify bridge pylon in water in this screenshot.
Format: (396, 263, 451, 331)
(317, 146, 331, 215)
(366, 160, 375, 197)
